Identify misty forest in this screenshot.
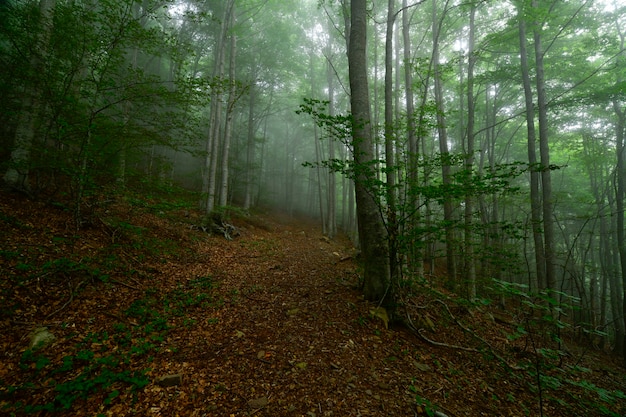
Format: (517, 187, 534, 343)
(1, 0, 626, 415)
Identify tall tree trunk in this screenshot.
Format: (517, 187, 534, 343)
(607, 179, 625, 355)
(614, 101, 626, 362)
(219, 7, 237, 207)
(402, 0, 423, 276)
(349, 0, 391, 305)
(243, 65, 257, 210)
(326, 31, 337, 238)
(532, 0, 556, 296)
(202, 0, 234, 212)
(612, 8, 626, 363)
(432, 0, 457, 288)
(385, 0, 398, 282)
(517, 6, 545, 293)
(464, 4, 477, 299)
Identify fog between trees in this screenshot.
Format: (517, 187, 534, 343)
(2, 0, 626, 363)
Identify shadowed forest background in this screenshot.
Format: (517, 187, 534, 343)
(1, 0, 626, 415)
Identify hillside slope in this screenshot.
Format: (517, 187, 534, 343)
(0, 189, 624, 416)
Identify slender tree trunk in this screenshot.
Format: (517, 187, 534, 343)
(402, 0, 423, 276)
(432, 0, 457, 288)
(607, 179, 626, 355)
(219, 7, 237, 207)
(464, 4, 477, 299)
(517, 6, 545, 293)
(349, 0, 391, 305)
(532, 0, 556, 296)
(243, 66, 257, 210)
(612, 10, 626, 363)
(326, 35, 337, 238)
(202, 0, 234, 212)
(385, 0, 398, 282)
(614, 101, 626, 362)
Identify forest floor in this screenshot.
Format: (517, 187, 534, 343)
(0, 187, 625, 417)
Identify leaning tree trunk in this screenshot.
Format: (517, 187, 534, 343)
(349, 0, 391, 306)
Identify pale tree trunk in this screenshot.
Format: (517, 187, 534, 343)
(219, 7, 237, 207)
(517, 7, 545, 293)
(432, 0, 457, 288)
(402, 0, 423, 277)
(385, 0, 398, 281)
(4, 0, 56, 190)
(607, 180, 625, 355)
(307, 53, 326, 232)
(584, 132, 610, 348)
(255, 96, 270, 207)
(326, 30, 337, 238)
(243, 65, 257, 210)
(349, 0, 391, 305)
(612, 7, 626, 363)
(464, 4, 477, 300)
(532, 0, 556, 295)
(202, 0, 234, 212)
(615, 102, 626, 362)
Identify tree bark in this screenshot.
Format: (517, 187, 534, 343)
(385, 0, 399, 282)
(326, 25, 337, 238)
(349, 0, 391, 305)
(219, 6, 237, 207)
(517, 5, 545, 293)
(432, 0, 457, 288)
(532, 0, 556, 295)
(614, 100, 626, 362)
(464, 4, 477, 299)
(402, 0, 423, 276)
(202, 0, 234, 212)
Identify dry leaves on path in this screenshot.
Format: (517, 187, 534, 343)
(0, 193, 624, 417)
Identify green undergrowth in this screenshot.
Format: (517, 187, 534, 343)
(2, 276, 219, 415)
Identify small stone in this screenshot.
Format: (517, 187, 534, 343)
(157, 374, 183, 387)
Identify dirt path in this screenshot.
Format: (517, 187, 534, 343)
(143, 215, 420, 416)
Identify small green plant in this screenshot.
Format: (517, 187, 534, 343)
(20, 350, 50, 371)
(494, 279, 623, 417)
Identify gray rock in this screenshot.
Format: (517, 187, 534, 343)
(29, 327, 55, 350)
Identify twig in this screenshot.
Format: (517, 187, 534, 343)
(45, 279, 86, 319)
(109, 278, 142, 291)
(415, 327, 479, 352)
(434, 299, 524, 371)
